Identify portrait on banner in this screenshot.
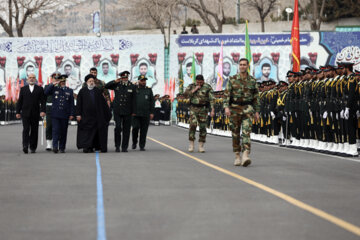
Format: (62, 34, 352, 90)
(19, 62, 38, 85)
(213, 57, 237, 90)
(254, 57, 278, 83)
(58, 60, 82, 92)
(132, 59, 157, 88)
(96, 60, 117, 83)
(181, 57, 202, 88)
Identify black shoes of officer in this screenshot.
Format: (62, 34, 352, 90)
(115, 147, 120, 152)
(122, 149, 128, 152)
(132, 144, 136, 149)
(83, 148, 89, 153)
(60, 149, 65, 153)
(23, 147, 28, 154)
(140, 148, 145, 151)
(53, 149, 58, 153)
(30, 149, 36, 153)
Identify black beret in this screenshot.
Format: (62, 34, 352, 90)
(138, 75, 147, 81)
(195, 74, 204, 80)
(119, 71, 130, 77)
(85, 74, 96, 82)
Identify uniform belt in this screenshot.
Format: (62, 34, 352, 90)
(46, 103, 52, 106)
(232, 100, 252, 106)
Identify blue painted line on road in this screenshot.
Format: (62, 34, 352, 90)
(96, 152, 107, 240)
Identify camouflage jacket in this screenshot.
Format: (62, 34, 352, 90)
(223, 73, 260, 112)
(184, 83, 215, 109)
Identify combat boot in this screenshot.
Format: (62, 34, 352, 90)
(198, 142, 205, 153)
(241, 150, 252, 167)
(188, 141, 194, 152)
(234, 152, 242, 166)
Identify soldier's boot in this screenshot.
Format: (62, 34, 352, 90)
(46, 140, 52, 151)
(241, 150, 252, 167)
(188, 141, 194, 152)
(234, 152, 242, 166)
(198, 142, 205, 153)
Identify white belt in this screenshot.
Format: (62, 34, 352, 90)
(46, 103, 52, 106)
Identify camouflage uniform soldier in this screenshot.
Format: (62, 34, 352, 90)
(224, 58, 260, 167)
(184, 74, 215, 153)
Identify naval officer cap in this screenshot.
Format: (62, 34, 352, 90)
(56, 74, 68, 82)
(119, 71, 130, 78)
(138, 75, 147, 81)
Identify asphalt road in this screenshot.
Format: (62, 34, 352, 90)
(0, 124, 359, 240)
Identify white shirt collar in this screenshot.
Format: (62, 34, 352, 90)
(29, 84, 34, 93)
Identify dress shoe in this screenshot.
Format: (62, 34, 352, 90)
(30, 149, 36, 153)
(60, 149, 65, 153)
(122, 149, 128, 152)
(115, 147, 120, 152)
(100, 150, 107, 153)
(83, 148, 89, 153)
(132, 144, 136, 149)
(23, 148, 28, 154)
(53, 149, 58, 153)
(140, 148, 145, 151)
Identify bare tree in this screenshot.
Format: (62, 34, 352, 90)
(244, 0, 278, 32)
(179, 0, 227, 33)
(299, 0, 326, 31)
(130, 0, 181, 47)
(0, 0, 77, 37)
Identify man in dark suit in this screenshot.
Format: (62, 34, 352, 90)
(16, 73, 46, 153)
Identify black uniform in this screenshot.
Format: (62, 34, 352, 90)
(132, 85, 154, 150)
(105, 80, 136, 151)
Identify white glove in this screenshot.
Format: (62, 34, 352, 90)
(340, 110, 344, 119)
(330, 112, 333, 118)
(323, 111, 328, 119)
(282, 116, 287, 121)
(285, 112, 288, 116)
(344, 107, 349, 120)
(357, 110, 360, 118)
(336, 113, 339, 120)
(270, 111, 275, 120)
(295, 112, 297, 118)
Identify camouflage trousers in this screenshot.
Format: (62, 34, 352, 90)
(229, 106, 254, 153)
(188, 106, 208, 143)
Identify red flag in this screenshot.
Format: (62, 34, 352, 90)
(15, 78, 20, 100)
(110, 90, 114, 102)
(20, 79, 24, 88)
(38, 62, 43, 86)
(5, 77, 12, 102)
(11, 78, 16, 102)
(291, 0, 300, 72)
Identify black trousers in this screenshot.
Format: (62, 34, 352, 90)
(132, 116, 150, 149)
(114, 114, 132, 150)
(52, 117, 69, 150)
(46, 113, 52, 140)
(22, 115, 39, 150)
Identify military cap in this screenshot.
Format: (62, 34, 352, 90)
(355, 70, 360, 75)
(138, 75, 147, 81)
(55, 74, 68, 82)
(119, 71, 130, 78)
(278, 80, 288, 86)
(154, 94, 160, 97)
(51, 71, 61, 78)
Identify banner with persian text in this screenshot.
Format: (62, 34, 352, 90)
(0, 35, 165, 95)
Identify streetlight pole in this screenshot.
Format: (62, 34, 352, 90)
(236, 0, 240, 24)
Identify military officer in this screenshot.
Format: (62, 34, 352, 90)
(44, 72, 60, 151)
(184, 74, 215, 153)
(224, 58, 260, 167)
(132, 75, 155, 151)
(105, 71, 136, 152)
(44, 75, 75, 153)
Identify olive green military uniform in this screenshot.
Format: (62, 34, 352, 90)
(224, 73, 260, 153)
(184, 83, 214, 143)
(132, 86, 154, 150)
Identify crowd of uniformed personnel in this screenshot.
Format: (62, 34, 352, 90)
(176, 62, 360, 157)
(13, 68, 173, 154)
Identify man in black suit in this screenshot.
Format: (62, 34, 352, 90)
(16, 73, 46, 153)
